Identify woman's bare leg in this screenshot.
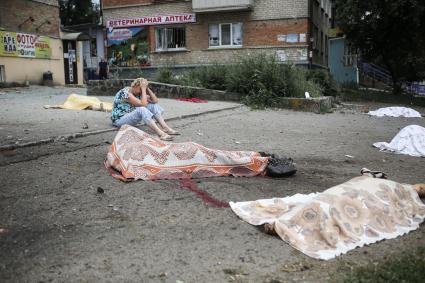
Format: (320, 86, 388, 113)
(146, 119, 168, 137)
(155, 115, 177, 133)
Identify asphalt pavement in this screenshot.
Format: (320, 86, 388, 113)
(0, 85, 241, 148)
(1, 86, 425, 282)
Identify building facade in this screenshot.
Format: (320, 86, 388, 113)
(0, 0, 84, 85)
(102, 0, 332, 70)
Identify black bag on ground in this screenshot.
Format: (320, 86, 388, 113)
(260, 153, 297, 177)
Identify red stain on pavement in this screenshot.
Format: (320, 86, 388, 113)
(179, 179, 230, 208)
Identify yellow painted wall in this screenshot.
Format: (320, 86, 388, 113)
(0, 39, 84, 85)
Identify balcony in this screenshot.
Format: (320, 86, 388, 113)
(192, 0, 254, 13)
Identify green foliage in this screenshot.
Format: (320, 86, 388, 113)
(340, 247, 425, 283)
(224, 55, 323, 107)
(187, 64, 228, 90)
(306, 69, 340, 96)
(226, 55, 289, 97)
(334, 0, 425, 91)
(154, 67, 178, 85)
(59, 0, 101, 26)
(154, 54, 331, 108)
(241, 88, 280, 109)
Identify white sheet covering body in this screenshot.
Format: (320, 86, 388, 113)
(373, 125, 425, 157)
(230, 176, 425, 260)
(368, 107, 422, 118)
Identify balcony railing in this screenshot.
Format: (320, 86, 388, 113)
(192, 0, 254, 13)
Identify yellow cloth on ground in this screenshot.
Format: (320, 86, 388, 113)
(44, 94, 112, 112)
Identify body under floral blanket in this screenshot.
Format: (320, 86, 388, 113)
(230, 176, 425, 260)
(105, 125, 269, 181)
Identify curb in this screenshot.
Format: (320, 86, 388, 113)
(0, 105, 243, 151)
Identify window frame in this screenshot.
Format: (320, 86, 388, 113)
(209, 22, 243, 48)
(343, 43, 357, 67)
(155, 26, 187, 52)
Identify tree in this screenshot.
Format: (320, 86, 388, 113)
(335, 0, 425, 93)
(59, 0, 101, 27)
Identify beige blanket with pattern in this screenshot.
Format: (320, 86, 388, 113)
(230, 176, 425, 260)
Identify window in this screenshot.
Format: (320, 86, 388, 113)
(107, 27, 150, 67)
(155, 27, 186, 51)
(343, 43, 357, 66)
(209, 23, 242, 47)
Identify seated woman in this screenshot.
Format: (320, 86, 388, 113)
(111, 78, 179, 141)
(105, 125, 296, 181)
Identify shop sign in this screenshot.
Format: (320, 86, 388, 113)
(107, 14, 196, 30)
(0, 31, 51, 59)
(107, 29, 133, 41)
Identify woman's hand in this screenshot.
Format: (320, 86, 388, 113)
(140, 79, 149, 89)
(147, 87, 159, 103)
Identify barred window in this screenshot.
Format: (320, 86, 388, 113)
(209, 23, 242, 47)
(155, 27, 186, 51)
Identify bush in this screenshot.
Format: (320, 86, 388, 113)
(226, 55, 287, 97)
(157, 54, 328, 108)
(154, 67, 179, 85)
(228, 55, 322, 107)
(286, 65, 322, 98)
(189, 64, 228, 90)
(306, 69, 340, 96)
(241, 88, 280, 109)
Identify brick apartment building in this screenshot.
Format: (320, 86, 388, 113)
(102, 0, 332, 70)
(0, 0, 85, 85)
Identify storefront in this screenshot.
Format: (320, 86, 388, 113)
(106, 14, 196, 67)
(0, 30, 67, 85)
(102, 0, 332, 74)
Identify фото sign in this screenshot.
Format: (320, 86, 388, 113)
(0, 31, 51, 59)
(107, 14, 196, 30)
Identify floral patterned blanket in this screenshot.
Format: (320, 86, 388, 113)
(230, 176, 425, 260)
(105, 125, 269, 181)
